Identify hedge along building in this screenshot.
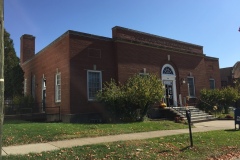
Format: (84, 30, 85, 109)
(20, 26, 221, 122)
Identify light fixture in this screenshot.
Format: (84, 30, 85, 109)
(181, 78, 186, 84)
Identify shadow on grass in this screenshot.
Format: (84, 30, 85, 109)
(224, 129, 240, 132)
(180, 146, 193, 152)
(159, 146, 194, 154)
(158, 149, 172, 153)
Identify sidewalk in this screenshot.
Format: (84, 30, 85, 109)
(2, 120, 235, 156)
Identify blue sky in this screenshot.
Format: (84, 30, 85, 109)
(4, 0, 240, 68)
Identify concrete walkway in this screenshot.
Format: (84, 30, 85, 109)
(2, 120, 236, 156)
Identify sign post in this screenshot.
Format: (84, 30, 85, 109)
(234, 108, 240, 130)
(186, 109, 193, 147)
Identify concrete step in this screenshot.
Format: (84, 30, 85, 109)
(170, 106, 215, 122)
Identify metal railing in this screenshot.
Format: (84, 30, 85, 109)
(4, 101, 61, 121)
(4, 102, 42, 115)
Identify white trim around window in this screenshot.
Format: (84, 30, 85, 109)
(55, 73, 61, 102)
(31, 75, 35, 98)
(87, 70, 102, 101)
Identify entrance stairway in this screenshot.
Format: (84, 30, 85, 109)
(169, 106, 215, 123)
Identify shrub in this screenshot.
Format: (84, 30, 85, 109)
(123, 74, 164, 121)
(197, 89, 221, 113)
(97, 79, 125, 121)
(220, 86, 239, 113)
(198, 87, 239, 114)
(97, 74, 164, 122)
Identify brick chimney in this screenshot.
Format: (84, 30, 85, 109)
(20, 34, 35, 65)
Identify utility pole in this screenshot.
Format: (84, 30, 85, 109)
(0, 0, 4, 159)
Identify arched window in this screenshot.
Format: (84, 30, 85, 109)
(162, 66, 174, 75)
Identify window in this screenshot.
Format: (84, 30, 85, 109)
(209, 79, 215, 89)
(55, 73, 61, 102)
(31, 75, 35, 98)
(162, 66, 174, 75)
(24, 79, 27, 95)
(187, 77, 195, 97)
(87, 70, 102, 101)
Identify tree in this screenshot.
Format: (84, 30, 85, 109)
(198, 87, 239, 114)
(97, 74, 164, 122)
(97, 79, 125, 121)
(198, 88, 222, 113)
(233, 78, 240, 107)
(220, 86, 239, 113)
(123, 74, 164, 121)
(4, 29, 24, 99)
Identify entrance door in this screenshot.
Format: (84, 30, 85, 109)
(42, 78, 46, 112)
(164, 81, 174, 106)
(42, 89, 46, 112)
(161, 64, 177, 106)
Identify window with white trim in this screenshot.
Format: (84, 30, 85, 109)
(31, 75, 35, 98)
(24, 79, 27, 95)
(87, 70, 102, 101)
(209, 79, 215, 89)
(55, 73, 61, 102)
(187, 77, 195, 97)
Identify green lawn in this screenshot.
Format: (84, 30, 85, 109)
(3, 129, 240, 160)
(3, 120, 188, 147)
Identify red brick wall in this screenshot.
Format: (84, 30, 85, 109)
(69, 33, 116, 115)
(21, 33, 70, 114)
(20, 27, 221, 120)
(114, 41, 211, 100)
(20, 34, 35, 64)
(204, 57, 221, 89)
(113, 26, 220, 102)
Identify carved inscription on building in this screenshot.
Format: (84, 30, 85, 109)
(117, 33, 202, 54)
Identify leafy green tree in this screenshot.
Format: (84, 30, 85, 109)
(198, 87, 239, 114)
(123, 74, 164, 121)
(97, 79, 124, 121)
(97, 74, 164, 122)
(4, 29, 24, 98)
(233, 78, 240, 107)
(219, 86, 239, 113)
(198, 88, 222, 113)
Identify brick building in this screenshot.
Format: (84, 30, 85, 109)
(220, 61, 240, 87)
(20, 26, 221, 122)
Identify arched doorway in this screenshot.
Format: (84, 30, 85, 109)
(161, 64, 177, 106)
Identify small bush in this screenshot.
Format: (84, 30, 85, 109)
(97, 74, 164, 122)
(197, 87, 239, 114)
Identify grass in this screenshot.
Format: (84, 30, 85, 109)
(3, 120, 188, 147)
(3, 129, 240, 160)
